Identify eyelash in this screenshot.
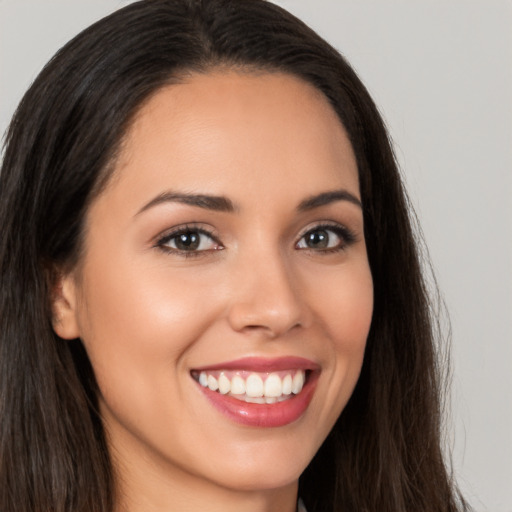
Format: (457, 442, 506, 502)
(155, 224, 223, 258)
(154, 222, 357, 258)
(296, 223, 357, 253)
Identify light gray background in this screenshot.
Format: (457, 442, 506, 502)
(1, 1, 511, 510)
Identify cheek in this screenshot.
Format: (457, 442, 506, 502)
(310, 261, 373, 352)
(332, 286, 373, 356)
(306, 261, 373, 412)
(74, 259, 229, 448)
(75, 256, 225, 382)
(332, 272, 373, 385)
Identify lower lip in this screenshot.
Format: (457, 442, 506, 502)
(195, 372, 319, 428)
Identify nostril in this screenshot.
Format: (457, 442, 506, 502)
(233, 320, 303, 340)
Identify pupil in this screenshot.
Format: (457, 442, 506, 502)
(308, 230, 328, 248)
(177, 232, 199, 250)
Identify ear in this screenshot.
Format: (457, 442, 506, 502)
(51, 271, 81, 340)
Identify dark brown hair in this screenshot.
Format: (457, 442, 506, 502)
(0, 1, 469, 511)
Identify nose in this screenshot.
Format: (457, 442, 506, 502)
(226, 251, 310, 338)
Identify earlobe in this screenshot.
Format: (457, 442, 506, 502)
(51, 273, 81, 340)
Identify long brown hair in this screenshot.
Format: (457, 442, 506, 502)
(0, 1, 469, 510)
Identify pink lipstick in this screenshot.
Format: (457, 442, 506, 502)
(191, 357, 319, 427)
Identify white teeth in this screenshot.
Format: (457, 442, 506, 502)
(230, 375, 245, 395)
(207, 374, 218, 391)
(196, 369, 308, 402)
(218, 373, 230, 395)
(245, 396, 266, 404)
(292, 371, 304, 394)
(264, 373, 282, 397)
(245, 373, 264, 398)
(282, 374, 292, 395)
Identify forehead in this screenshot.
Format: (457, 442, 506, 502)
(104, 71, 359, 212)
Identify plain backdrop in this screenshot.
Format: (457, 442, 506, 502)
(1, 1, 511, 511)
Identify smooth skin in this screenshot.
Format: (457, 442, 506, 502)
(53, 71, 374, 512)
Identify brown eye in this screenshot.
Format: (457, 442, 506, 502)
(158, 228, 221, 253)
(174, 231, 201, 251)
(303, 230, 331, 249)
(296, 224, 355, 252)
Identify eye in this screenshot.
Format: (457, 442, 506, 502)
(156, 227, 222, 255)
(296, 224, 355, 252)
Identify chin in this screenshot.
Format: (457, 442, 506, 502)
(207, 459, 305, 493)
(194, 433, 319, 493)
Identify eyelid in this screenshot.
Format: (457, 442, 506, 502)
(295, 221, 357, 250)
(297, 220, 355, 238)
(151, 220, 357, 257)
(153, 223, 223, 255)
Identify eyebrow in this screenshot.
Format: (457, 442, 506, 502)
(297, 190, 362, 211)
(136, 191, 237, 216)
(136, 188, 361, 216)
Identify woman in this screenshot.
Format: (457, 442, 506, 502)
(0, 1, 469, 511)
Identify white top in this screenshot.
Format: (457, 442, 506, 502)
(297, 498, 307, 512)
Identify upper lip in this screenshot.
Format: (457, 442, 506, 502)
(191, 356, 319, 373)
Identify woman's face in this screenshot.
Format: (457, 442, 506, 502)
(55, 72, 373, 501)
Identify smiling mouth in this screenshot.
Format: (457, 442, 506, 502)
(191, 369, 308, 404)
(190, 357, 320, 427)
